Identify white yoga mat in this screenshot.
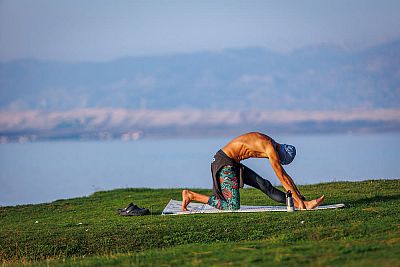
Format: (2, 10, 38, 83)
(162, 199, 345, 215)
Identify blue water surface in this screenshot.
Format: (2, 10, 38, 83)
(0, 133, 399, 206)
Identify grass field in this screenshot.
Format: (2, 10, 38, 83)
(1, 179, 399, 266)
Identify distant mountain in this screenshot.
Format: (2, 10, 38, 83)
(1, 39, 399, 111)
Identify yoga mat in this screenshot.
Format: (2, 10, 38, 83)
(162, 199, 345, 215)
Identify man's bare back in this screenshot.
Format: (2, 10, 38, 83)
(221, 132, 274, 162)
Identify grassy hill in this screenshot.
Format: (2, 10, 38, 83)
(1, 179, 399, 266)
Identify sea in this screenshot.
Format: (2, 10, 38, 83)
(0, 133, 399, 206)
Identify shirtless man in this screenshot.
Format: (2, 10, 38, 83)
(182, 132, 325, 211)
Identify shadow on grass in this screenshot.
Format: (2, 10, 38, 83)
(345, 194, 400, 207)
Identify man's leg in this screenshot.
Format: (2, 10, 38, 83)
(182, 166, 240, 211)
(220, 166, 240, 209)
(241, 164, 286, 203)
(241, 164, 324, 209)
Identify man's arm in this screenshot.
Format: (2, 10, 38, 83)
(268, 148, 306, 209)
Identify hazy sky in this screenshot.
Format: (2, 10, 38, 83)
(1, 0, 400, 62)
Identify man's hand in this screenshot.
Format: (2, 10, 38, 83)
(294, 194, 307, 210)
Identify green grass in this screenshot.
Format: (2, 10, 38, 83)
(1, 180, 399, 266)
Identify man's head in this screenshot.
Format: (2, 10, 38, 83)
(277, 143, 296, 165)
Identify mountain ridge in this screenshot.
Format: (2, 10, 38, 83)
(1, 39, 399, 111)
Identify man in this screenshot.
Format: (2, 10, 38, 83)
(182, 132, 325, 211)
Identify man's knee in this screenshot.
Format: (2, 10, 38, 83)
(219, 200, 240, 210)
(229, 202, 240, 210)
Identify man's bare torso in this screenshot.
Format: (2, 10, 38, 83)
(221, 132, 275, 162)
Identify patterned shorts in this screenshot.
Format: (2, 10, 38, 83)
(208, 165, 240, 210)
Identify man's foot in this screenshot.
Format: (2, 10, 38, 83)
(182, 189, 193, 211)
(304, 195, 325, 210)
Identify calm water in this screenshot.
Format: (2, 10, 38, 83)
(1, 133, 399, 206)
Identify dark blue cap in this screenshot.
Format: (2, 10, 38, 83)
(278, 144, 296, 165)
